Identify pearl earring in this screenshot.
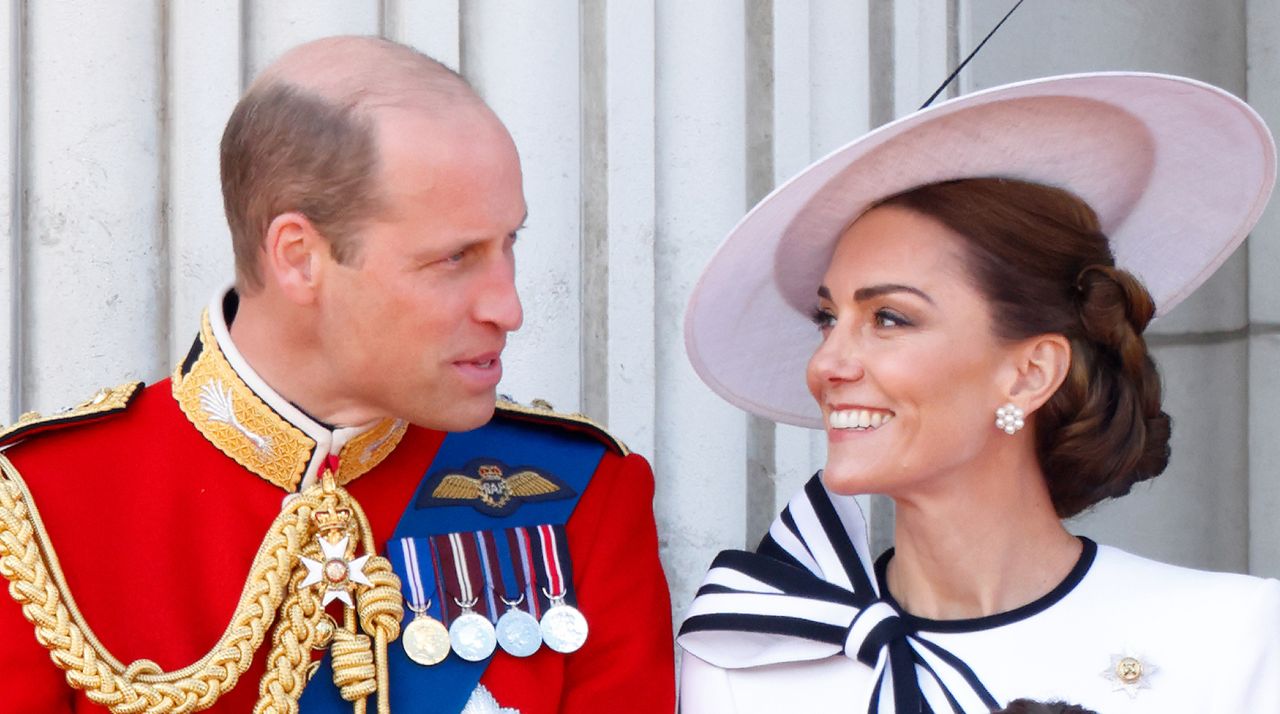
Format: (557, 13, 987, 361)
(995, 403, 1025, 435)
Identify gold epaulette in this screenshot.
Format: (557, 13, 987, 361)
(0, 382, 143, 448)
(495, 397, 630, 456)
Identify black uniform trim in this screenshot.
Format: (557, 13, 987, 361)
(494, 399, 629, 456)
(0, 381, 144, 449)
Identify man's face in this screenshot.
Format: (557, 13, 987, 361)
(316, 104, 526, 431)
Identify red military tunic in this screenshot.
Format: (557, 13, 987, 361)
(0, 298, 674, 713)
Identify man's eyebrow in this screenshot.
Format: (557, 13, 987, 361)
(816, 284, 935, 305)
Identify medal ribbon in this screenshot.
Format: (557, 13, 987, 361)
(491, 528, 526, 605)
(427, 536, 454, 625)
(472, 530, 501, 620)
(397, 537, 431, 612)
(534, 524, 578, 606)
(536, 524, 564, 596)
(512, 527, 543, 618)
(447, 533, 475, 605)
(443, 532, 492, 620)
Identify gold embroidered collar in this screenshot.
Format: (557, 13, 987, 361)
(171, 290, 407, 492)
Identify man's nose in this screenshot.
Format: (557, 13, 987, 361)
(478, 256, 523, 332)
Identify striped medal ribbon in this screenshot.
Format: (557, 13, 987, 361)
(480, 528, 543, 657)
(441, 532, 497, 662)
(531, 524, 588, 654)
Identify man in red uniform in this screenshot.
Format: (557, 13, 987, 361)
(0, 36, 674, 713)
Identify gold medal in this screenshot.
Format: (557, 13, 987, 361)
(403, 601, 451, 666)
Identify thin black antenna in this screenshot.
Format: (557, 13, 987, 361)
(919, 0, 1026, 110)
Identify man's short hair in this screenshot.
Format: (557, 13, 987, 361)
(219, 38, 477, 291)
(220, 82, 382, 290)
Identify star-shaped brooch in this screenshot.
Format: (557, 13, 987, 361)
(1100, 648, 1158, 698)
(300, 535, 373, 606)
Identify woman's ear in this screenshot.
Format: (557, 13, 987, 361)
(1005, 333, 1071, 413)
(261, 211, 326, 304)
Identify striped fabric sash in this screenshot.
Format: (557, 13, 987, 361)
(677, 474, 998, 713)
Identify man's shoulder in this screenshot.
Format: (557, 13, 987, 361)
(0, 381, 148, 450)
(488, 397, 629, 456)
(0, 381, 187, 472)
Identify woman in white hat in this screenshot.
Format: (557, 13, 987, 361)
(677, 73, 1280, 713)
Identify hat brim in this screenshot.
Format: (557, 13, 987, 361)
(684, 72, 1276, 429)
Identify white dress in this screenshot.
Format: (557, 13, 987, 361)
(678, 479, 1280, 713)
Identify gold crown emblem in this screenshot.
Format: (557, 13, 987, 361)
(312, 504, 353, 535)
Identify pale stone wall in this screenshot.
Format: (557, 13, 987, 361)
(1, 2, 1273, 641)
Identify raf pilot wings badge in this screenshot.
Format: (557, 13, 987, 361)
(419, 459, 576, 516)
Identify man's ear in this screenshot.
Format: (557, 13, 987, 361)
(1004, 333, 1071, 413)
(261, 211, 327, 304)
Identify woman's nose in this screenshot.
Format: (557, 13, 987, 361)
(808, 329, 866, 385)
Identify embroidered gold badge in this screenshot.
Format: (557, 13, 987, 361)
(425, 461, 573, 516)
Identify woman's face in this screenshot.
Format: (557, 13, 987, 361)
(807, 204, 1020, 497)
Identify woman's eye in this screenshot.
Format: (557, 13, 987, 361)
(445, 250, 466, 264)
(875, 309, 911, 328)
(809, 307, 835, 332)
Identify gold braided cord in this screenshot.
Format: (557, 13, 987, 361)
(355, 561, 401, 714)
(253, 542, 325, 714)
(0, 454, 401, 714)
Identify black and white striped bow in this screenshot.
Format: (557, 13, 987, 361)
(678, 474, 999, 713)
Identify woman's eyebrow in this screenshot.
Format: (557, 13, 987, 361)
(853, 283, 935, 305)
(816, 283, 935, 305)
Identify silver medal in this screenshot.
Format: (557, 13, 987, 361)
(402, 613, 451, 666)
(540, 601, 589, 654)
(496, 606, 543, 657)
(449, 610, 498, 662)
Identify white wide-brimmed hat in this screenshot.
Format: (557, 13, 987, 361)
(684, 72, 1276, 429)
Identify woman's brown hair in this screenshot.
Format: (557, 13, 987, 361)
(878, 178, 1172, 518)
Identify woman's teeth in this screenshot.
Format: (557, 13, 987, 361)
(829, 409, 894, 430)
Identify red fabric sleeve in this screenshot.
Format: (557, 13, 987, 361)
(0, 545, 72, 713)
(560, 451, 675, 712)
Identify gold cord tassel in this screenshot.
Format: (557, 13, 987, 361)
(330, 630, 376, 702)
(0, 455, 401, 714)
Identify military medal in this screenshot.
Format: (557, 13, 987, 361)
(540, 597, 589, 654)
(495, 597, 543, 657)
(403, 603, 451, 665)
(398, 538, 450, 666)
(532, 524, 589, 653)
(443, 533, 497, 662)
(478, 529, 543, 657)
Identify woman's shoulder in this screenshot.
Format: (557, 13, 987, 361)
(1087, 543, 1280, 608)
(1071, 543, 1280, 664)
